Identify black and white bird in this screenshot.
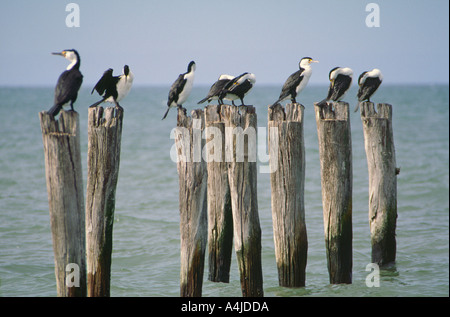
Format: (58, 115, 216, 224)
(162, 61, 196, 120)
(90, 65, 134, 110)
(47, 49, 83, 117)
(218, 72, 256, 106)
(317, 67, 353, 107)
(271, 57, 318, 108)
(355, 69, 383, 111)
(198, 74, 234, 105)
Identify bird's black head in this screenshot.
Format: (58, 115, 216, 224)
(188, 61, 196, 72)
(69, 49, 80, 58)
(329, 67, 340, 80)
(299, 57, 318, 68)
(52, 49, 80, 69)
(124, 65, 130, 76)
(64, 49, 80, 62)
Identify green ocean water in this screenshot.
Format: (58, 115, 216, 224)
(0, 84, 448, 297)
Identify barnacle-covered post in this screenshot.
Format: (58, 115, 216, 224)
(359, 102, 398, 266)
(85, 106, 123, 297)
(39, 110, 87, 296)
(314, 101, 353, 284)
(204, 105, 233, 283)
(268, 103, 308, 287)
(174, 108, 208, 297)
(222, 104, 264, 297)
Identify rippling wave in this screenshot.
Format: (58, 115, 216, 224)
(0, 85, 448, 296)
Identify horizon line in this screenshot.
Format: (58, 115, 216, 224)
(1, 82, 448, 89)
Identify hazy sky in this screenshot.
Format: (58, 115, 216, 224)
(0, 0, 448, 86)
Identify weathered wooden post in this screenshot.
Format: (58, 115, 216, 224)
(39, 110, 86, 297)
(204, 105, 233, 283)
(85, 106, 123, 297)
(174, 107, 208, 297)
(222, 104, 264, 297)
(268, 103, 308, 287)
(359, 102, 398, 266)
(314, 101, 353, 284)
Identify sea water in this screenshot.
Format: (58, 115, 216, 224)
(0, 84, 448, 297)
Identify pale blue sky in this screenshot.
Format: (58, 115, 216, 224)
(0, 0, 448, 86)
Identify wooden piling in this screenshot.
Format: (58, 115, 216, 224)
(175, 107, 208, 297)
(39, 110, 86, 297)
(314, 101, 353, 284)
(359, 102, 398, 266)
(221, 104, 264, 297)
(204, 105, 233, 283)
(85, 106, 124, 297)
(268, 103, 308, 287)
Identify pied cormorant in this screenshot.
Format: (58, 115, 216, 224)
(198, 74, 234, 105)
(218, 72, 256, 106)
(90, 65, 134, 110)
(355, 69, 383, 111)
(271, 57, 318, 108)
(47, 49, 83, 117)
(317, 67, 353, 107)
(162, 61, 196, 120)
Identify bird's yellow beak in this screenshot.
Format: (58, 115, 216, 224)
(52, 51, 65, 56)
(311, 60, 319, 63)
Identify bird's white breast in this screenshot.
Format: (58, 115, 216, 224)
(178, 71, 195, 105)
(296, 67, 312, 93)
(117, 72, 134, 101)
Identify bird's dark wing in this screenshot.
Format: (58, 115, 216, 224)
(228, 79, 252, 96)
(211, 79, 231, 96)
(223, 74, 241, 90)
(328, 74, 352, 101)
(358, 72, 368, 86)
(325, 81, 334, 101)
(279, 70, 303, 100)
(198, 79, 231, 104)
(357, 77, 382, 101)
(168, 74, 187, 106)
(218, 78, 236, 99)
(54, 69, 83, 106)
(91, 68, 114, 95)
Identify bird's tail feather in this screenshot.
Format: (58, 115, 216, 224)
(197, 97, 208, 105)
(354, 101, 361, 112)
(89, 99, 105, 108)
(269, 100, 281, 109)
(162, 107, 171, 120)
(316, 99, 328, 107)
(47, 104, 62, 117)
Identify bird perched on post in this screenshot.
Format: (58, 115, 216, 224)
(218, 72, 256, 106)
(90, 65, 134, 110)
(47, 49, 83, 117)
(270, 57, 318, 108)
(316, 67, 353, 107)
(198, 74, 235, 105)
(162, 61, 196, 120)
(355, 69, 383, 112)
